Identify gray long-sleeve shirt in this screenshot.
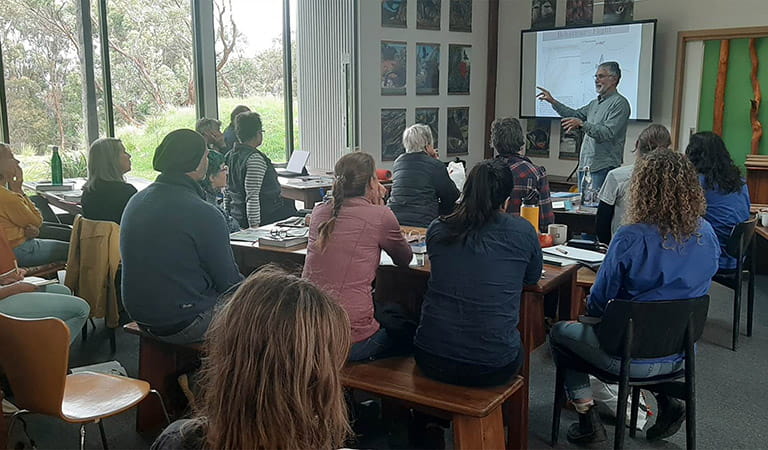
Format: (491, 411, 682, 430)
(552, 90, 631, 172)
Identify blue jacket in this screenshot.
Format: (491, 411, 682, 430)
(698, 176, 751, 270)
(120, 173, 244, 327)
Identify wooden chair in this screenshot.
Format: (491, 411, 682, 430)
(712, 216, 757, 350)
(0, 313, 169, 450)
(551, 296, 709, 450)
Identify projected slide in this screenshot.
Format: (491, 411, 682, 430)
(520, 22, 655, 120)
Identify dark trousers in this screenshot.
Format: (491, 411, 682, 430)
(414, 347, 524, 387)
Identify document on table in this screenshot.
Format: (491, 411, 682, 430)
(379, 250, 418, 267)
(542, 245, 605, 263)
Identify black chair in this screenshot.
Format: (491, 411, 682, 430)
(551, 296, 709, 450)
(712, 216, 757, 351)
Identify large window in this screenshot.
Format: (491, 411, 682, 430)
(0, 0, 86, 181)
(214, 0, 298, 162)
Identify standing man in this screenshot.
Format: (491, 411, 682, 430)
(121, 129, 243, 345)
(195, 118, 227, 153)
(537, 61, 630, 191)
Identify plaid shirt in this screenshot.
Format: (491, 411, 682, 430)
(497, 155, 554, 231)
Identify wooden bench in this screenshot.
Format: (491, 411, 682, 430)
(343, 357, 526, 450)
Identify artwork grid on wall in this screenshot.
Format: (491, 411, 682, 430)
(381, 109, 407, 161)
(417, 0, 441, 30)
(559, 125, 582, 160)
(382, 0, 407, 28)
(446, 107, 469, 155)
(531, 0, 556, 30)
(416, 43, 440, 95)
(526, 119, 551, 158)
(565, 0, 594, 27)
(603, 0, 634, 24)
(415, 108, 439, 149)
(448, 44, 471, 95)
(449, 0, 472, 32)
(381, 41, 407, 96)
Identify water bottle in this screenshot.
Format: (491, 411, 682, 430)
(51, 145, 63, 185)
(581, 166, 597, 208)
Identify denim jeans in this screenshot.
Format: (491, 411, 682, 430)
(578, 167, 614, 193)
(13, 238, 69, 267)
(143, 308, 215, 345)
(0, 284, 90, 343)
(549, 321, 684, 401)
(415, 346, 524, 387)
(348, 327, 396, 362)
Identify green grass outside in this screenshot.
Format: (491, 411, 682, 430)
(18, 95, 297, 182)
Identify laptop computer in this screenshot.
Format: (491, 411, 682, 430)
(275, 150, 310, 177)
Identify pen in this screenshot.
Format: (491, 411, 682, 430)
(556, 247, 568, 255)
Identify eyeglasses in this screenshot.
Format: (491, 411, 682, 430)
(269, 227, 308, 239)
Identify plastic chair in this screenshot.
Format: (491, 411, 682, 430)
(0, 313, 169, 450)
(712, 216, 757, 351)
(551, 296, 709, 450)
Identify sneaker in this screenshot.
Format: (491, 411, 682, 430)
(646, 397, 685, 441)
(566, 405, 608, 446)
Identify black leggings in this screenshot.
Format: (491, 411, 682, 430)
(414, 347, 524, 387)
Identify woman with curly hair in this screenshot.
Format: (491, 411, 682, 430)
(549, 150, 720, 445)
(152, 267, 352, 450)
(686, 131, 751, 270)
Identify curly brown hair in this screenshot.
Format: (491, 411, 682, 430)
(626, 150, 705, 245)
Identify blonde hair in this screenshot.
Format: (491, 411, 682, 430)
(195, 266, 351, 449)
(635, 124, 672, 156)
(84, 138, 126, 190)
(626, 150, 705, 245)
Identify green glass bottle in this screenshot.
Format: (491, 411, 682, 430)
(51, 145, 63, 185)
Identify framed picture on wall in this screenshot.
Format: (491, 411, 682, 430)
(449, 0, 472, 32)
(565, 0, 593, 27)
(382, 0, 407, 28)
(526, 119, 551, 158)
(559, 125, 582, 160)
(381, 109, 407, 161)
(447, 107, 469, 155)
(448, 44, 470, 95)
(381, 41, 407, 95)
(531, 0, 556, 30)
(417, 0, 441, 30)
(416, 44, 440, 95)
(603, 0, 634, 24)
(416, 108, 439, 148)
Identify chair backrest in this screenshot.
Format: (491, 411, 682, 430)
(725, 216, 758, 259)
(596, 296, 709, 359)
(0, 313, 70, 417)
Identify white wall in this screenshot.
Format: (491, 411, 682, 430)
(358, 0, 489, 169)
(496, 0, 768, 177)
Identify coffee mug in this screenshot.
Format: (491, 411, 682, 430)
(547, 224, 568, 245)
(761, 211, 768, 227)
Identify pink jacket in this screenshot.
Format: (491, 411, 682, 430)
(303, 197, 412, 342)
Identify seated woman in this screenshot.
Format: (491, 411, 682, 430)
(549, 151, 720, 445)
(387, 124, 460, 227)
(151, 267, 351, 450)
(492, 117, 554, 230)
(0, 231, 89, 344)
(414, 159, 542, 387)
(81, 137, 137, 224)
(303, 152, 412, 361)
(596, 124, 671, 243)
(686, 131, 751, 270)
(0, 143, 69, 266)
(225, 112, 296, 228)
(199, 150, 240, 232)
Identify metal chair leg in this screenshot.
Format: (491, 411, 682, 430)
(551, 367, 566, 445)
(79, 423, 86, 450)
(629, 387, 641, 438)
(98, 419, 109, 450)
(150, 389, 172, 425)
(109, 327, 117, 354)
(747, 254, 755, 337)
(732, 280, 742, 351)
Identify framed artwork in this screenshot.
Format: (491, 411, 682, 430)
(415, 108, 439, 149)
(381, 41, 407, 96)
(446, 107, 469, 155)
(381, 109, 407, 161)
(603, 0, 634, 24)
(448, 44, 470, 94)
(381, 0, 407, 28)
(526, 119, 551, 158)
(565, 0, 593, 26)
(416, 44, 440, 95)
(531, 0, 556, 30)
(417, 0, 441, 30)
(449, 0, 472, 32)
(559, 125, 582, 160)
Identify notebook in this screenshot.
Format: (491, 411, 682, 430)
(542, 245, 605, 264)
(275, 150, 310, 177)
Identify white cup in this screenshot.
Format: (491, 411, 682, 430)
(761, 211, 768, 227)
(57, 269, 67, 285)
(547, 224, 569, 245)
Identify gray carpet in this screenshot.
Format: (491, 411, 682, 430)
(12, 276, 768, 449)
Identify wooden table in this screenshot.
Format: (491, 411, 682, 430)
(23, 176, 152, 215)
(230, 230, 578, 449)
